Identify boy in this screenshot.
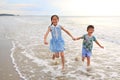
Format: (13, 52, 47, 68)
(75, 25, 104, 70)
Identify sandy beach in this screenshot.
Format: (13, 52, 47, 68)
(0, 38, 20, 80)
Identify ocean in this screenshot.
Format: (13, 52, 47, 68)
(0, 16, 120, 80)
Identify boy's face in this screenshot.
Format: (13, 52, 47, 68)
(87, 28, 94, 34)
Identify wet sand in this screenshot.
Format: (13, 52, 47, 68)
(0, 38, 20, 80)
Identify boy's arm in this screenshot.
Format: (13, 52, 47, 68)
(95, 40, 104, 49)
(61, 26, 75, 40)
(44, 27, 51, 45)
(76, 37, 82, 40)
(75, 35, 84, 40)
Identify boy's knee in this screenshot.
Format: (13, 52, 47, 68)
(82, 58, 84, 61)
(82, 57, 85, 61)
(87, 57, 90, 60)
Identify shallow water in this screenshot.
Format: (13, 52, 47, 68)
(0, 16, 120, 80)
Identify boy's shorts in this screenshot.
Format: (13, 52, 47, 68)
(82, 47, 92, 57)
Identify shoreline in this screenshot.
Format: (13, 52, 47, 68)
(0, 38, 20, 80)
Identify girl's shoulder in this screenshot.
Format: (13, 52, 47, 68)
(48, 25, 54, 29)
(57, 24, 62, 28)
(49, 25, 62, 31)
(50, 24, 62, 28)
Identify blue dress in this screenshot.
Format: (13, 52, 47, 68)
(49, 25, 65, 52)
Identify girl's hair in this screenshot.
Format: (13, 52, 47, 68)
(51, 15, 59, 25)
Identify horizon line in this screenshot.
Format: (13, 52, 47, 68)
(0, 13, 120, 17)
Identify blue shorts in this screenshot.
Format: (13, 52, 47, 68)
(82, 47, 92, 57)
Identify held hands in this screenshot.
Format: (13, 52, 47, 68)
(72, 36, 77, 41)
(72, 37, 78, 41)
(72, 37, 76, 40)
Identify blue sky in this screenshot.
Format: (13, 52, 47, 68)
(0, 0, 60, 15)
(0, 0, 120, 16)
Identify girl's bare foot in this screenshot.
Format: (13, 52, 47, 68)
(62, 66, 65, 72)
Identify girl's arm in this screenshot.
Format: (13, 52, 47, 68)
(61, 26, 75, 40)
(95, 40, 104, 48)
(44, 27, 51, 45)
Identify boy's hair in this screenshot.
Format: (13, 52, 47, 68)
(87, 25, 94, 31)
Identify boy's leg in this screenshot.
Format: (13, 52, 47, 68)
(82, 57, 85, 62)
(60, 52, 65, 70)
(87, 57, 90, 66)
(82, 47, 86, 63)
(82, 57, 85, 66)
(86, 51, 91, 66)
(86, 57, 91, 71)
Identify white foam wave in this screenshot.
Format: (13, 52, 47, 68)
(10, 41, 27, 80)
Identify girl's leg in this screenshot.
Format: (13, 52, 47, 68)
(87, 57, 90, 66)
(52, 54, 55, 60)
(52, 52, 59, 60)
(60, 52, 65, 70)
(55, 52, 59, 58)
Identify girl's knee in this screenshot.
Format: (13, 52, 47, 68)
(55, 53, 59, 58)
(56, 55, 59, 58)
(60, 53, 64, 58)
(61, 54, 64, 57)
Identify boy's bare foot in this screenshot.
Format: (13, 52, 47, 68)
(86, 66, 91, 71)
(52, 54, 55, 60)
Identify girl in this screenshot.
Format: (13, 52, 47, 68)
(44, 15, 75, 70)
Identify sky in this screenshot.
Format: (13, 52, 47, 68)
(0, 0, 120, 16)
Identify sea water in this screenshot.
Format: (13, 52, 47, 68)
(0, 16, 120, 80)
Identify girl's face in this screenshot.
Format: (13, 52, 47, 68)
(87, 28, 94, 34)
(51, 16, 59, 26)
